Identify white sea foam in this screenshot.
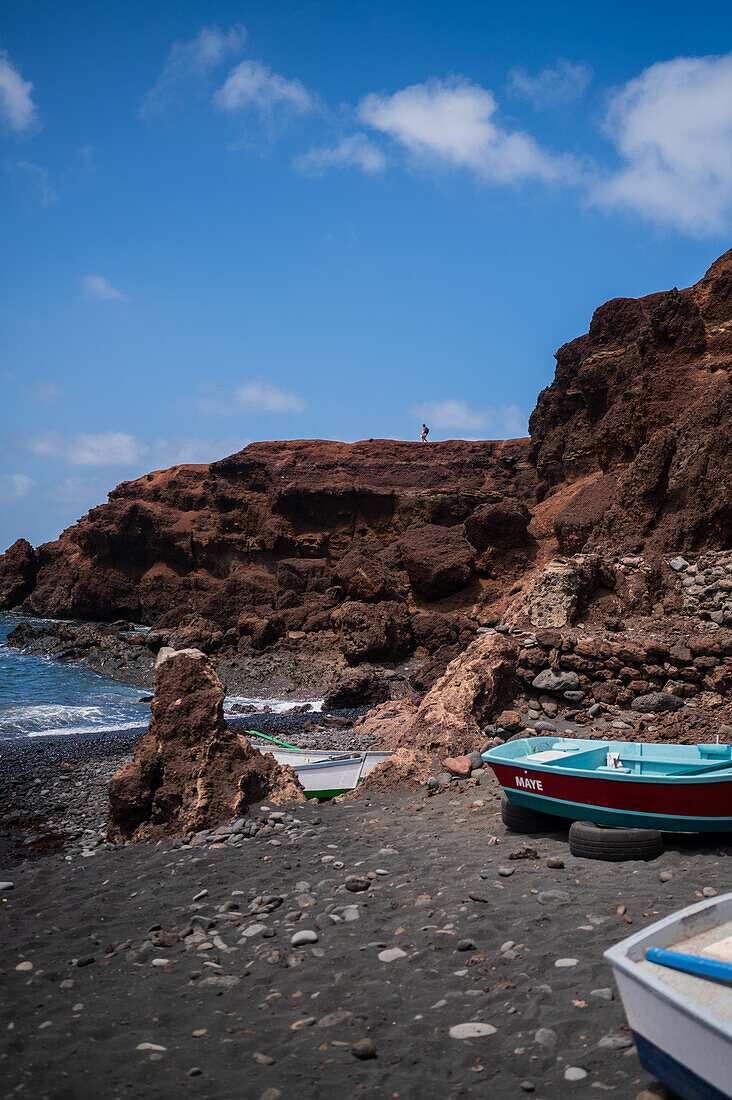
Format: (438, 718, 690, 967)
(224, 695, 323, 715)
(27, 721, 146, 738)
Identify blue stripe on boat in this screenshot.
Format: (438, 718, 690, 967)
(632, 1032, 730, 1100)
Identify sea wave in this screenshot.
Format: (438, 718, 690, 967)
(224, 695, 323, 715)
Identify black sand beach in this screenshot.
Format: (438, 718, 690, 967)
(2, 773, 728, 1099)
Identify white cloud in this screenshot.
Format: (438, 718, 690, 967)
(594, 53, 732, 235)
(51, 476, 110, 506)
(140, 24, 247, 115)
(360, 76, 574, 184)
(82, 274, 129, 302)
(293, 133, 387, 176)
(508, 60, 591, 108)
(213, 60, 315, 124)
(0, 50, 37, 132)
(27, 431, 147, 466)
(0, 473, 35, 501)
(13, 160, 57, 206)
(195, 379, 306, 416)
(413, 399, 527, 438)
(152, 435, 243, 466)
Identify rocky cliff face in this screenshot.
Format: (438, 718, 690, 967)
(530, 248, 732, 557)
(3, 251, 732, 666)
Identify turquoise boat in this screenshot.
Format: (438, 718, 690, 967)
(482, 737, 732, 832)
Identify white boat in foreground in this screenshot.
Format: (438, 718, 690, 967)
(261, 745, 391, 777)
(290, 754, 367, 799)
(605, 892, 732, 1100)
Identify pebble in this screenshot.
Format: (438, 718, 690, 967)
(137, 1043, 167, 1052)
(0, 882, 14, 891)
(546, 856, 564, 869)
(598, 1033, 633, 1050)
(449, 1022, 497, 1039)
(534, 1028, 557, 1047)
(345, 875, 370, 893)
(564, 1067, 588, 1081)
(260, 1091, 281, 1100)
(590, 988, 614, 1001)
(659, 871, 674, 883)
(290, 930, 319, 947)
(378, 947, 407, 962)
(15, 961, 33, 972)
(497, 866, 514, 877)
(351, 1038, 377, 1060)
(554, 957, 579, 968)
(702, 887, 717, 897)
(290, 1016, 316, 1031)
(193, 890, 208, 902)
(457, 939, 476, 951)
(187, 1068, 202, 1077)
(252, 1052, 275, 1065)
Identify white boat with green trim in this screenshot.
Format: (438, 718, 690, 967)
(245, 730, 391, 798)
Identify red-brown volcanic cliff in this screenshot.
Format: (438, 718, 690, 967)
(3, 249, 732, 664)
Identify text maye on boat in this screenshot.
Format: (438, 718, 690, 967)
(482, 736, 732, 832)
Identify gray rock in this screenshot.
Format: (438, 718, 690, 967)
(538, 889, 570, 904)
(378, 947, 407, 962)
(631, 692, 684, 713)
(449, 1022, 497, 1039)
(564, 1067, 587, 1082)
(563, 690, 585, 702)
(345, 875, 370, 893)
(590, 987, 614, 1001)
(534, 1027, 557, 1047)
(598, 1033, 633, 1050)
(351, 1038, 376, 1059)
(456, 938, 476, 951)
(0, 882, 14, 891)
(669, 556, 689, 571)
(532, 669, 580, 693)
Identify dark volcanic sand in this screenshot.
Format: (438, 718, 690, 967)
(2, 778, 729, 1099)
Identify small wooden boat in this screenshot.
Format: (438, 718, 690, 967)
(605, 891, 732, 1100)
(292, 754, 368, 799)
(244, 731, 391, 799)
(482, 736, 732, 832)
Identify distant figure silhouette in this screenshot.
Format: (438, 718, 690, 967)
(421, 423, 430, 443)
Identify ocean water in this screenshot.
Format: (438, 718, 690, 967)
(0, 613, 321, 741)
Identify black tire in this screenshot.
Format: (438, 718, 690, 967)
(569, 820, 663, 862)
(501, 793, 560, 834)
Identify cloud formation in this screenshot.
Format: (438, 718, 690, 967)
(508, 60, 591, 108)
(195, 379, 306, 416)
(82, 274, 129, 301)
(213, 60, 316, 128)
(140, 24, 247, 115)
(593, 53, 732, 235)
(360, 76, 574, 184)
(293, 133, 387, 176)
(413, 399, 526, 438)
(0, 473, 35, 501)
(28, 430, 146, 466)
(0, 50, 37, 132)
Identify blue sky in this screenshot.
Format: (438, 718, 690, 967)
(2, 1, 732, 548)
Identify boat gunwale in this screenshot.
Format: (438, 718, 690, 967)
(484, 738, 732, 786)
(604, 892, 732, 1046)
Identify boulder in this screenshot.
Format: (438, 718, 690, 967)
(333, 543, 403, 603)
(395, 524, 475, 600)
(331, 600, 413, 664)
(531, 669, 580, 693)
(107, 649, 303, 841)
(0, 539, 37, 610)
(463, 499, 530, 550)
(323, 669, 389, 709)
(443, 756, 472, 779)
(631, 691, 684, 714)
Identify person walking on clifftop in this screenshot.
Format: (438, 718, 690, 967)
(420, 423, 429, 443)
